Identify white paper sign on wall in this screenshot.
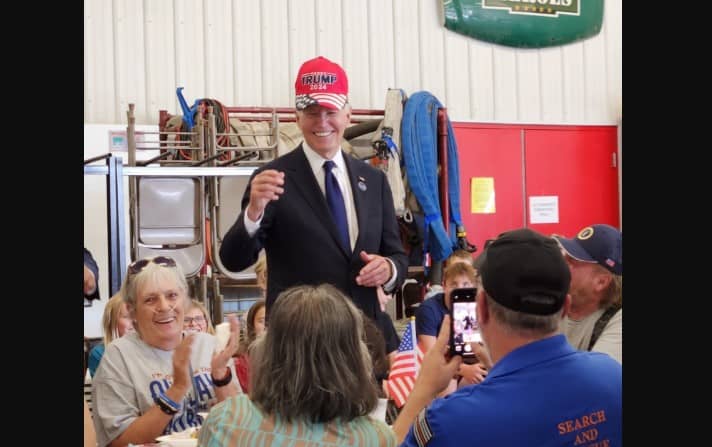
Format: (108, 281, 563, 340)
(529, 196, 559, 224)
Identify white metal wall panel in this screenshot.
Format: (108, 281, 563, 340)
(516, 51, 541, 122)
(367, 0, 395, 109)
(84, 0, 116, 124)
(562, 43, 586, 123)
(144, 0, 177, 123)
(539, 49, 564, 123)
(260, 0, 291, 107)
(174, 0, 206, 110)
(469, 42, 495, 121)
(288, 0, 317, 89)
(583, 36, 607, 123)
(444, 32, 471, 119)
(417, 0, 446, 104)
(204, 0, 235, 102)
(317, 0, 349, 105)
(341, 1, 370, 109)
(316, 0, 343, 61)
(84, 0, 622, 125)
(392, 0, 422, 96)
(233, 0, 263, 106)
(605, 0, 622, 120)
(114, 0, 148, 123)
(493, 48, 518, 122)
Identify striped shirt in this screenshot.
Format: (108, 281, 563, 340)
(198, 394, 396, 447)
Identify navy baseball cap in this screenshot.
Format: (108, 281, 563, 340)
(553, 224, 622, 275)
(480, 228, 571, 316)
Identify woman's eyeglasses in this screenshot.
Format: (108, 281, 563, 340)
(127, 256, 177, 275)
(184, 316, 206, 325)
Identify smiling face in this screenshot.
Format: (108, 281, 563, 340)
(132, 273, 187, 350)
(444, 273, 475, 310)
(184, 306, 208, 333)
(296, 104, 351, 159)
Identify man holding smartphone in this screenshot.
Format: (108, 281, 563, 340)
(394, 228, 621, 447)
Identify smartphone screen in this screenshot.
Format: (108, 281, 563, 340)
(450, 287, 481, 361)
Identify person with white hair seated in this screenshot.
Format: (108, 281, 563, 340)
(91, 256, 241, 447)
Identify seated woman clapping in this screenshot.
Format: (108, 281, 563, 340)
(199, 284, 397, 447)
(91, 256, 241, 447)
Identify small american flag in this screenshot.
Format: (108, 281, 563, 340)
(386, 317, 424, 408)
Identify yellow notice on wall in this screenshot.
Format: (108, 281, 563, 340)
(471, 177, 496, 214)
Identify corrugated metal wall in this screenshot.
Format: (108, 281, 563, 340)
(84, 0, 621, 125)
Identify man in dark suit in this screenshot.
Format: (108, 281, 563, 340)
(219, 56, 407, 326)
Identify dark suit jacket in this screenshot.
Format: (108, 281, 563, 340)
(219, 145, 408, 320)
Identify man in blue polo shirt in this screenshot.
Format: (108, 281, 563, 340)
(393, 228, 622, 447)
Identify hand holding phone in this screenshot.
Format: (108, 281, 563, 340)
(450, 287, 481, 363)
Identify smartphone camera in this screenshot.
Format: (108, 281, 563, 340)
(450, 287, 480, 363)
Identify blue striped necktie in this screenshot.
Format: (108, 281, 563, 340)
(323, 160, 350, 252)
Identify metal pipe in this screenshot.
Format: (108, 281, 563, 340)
(136, 151, 173, 167)
(83, 166, 258, 176)
(127, 104, 136, 167)
(438, 108, 450, 234)
(427, 108, 451, 288)
(218, 152, 259, 167)
(84, 153, 112, 165)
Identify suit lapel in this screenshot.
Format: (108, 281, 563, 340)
(286, 146, 351, 258)
(344, 154, 369, 255)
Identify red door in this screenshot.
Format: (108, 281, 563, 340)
(525, 126, 620, 237)
(452, 123, 619, 254)
(452, 123, 525, 253)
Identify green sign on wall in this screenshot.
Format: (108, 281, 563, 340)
(441, 0, 604, 48)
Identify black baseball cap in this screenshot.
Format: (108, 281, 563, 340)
(553, 224, 622, 275)
(480, 228, 570, 315)
(472, 239, 495, 271)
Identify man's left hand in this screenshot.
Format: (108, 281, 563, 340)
(356, 250, 392, 287)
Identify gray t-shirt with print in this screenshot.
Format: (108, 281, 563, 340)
(91, 331, 238, 447)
